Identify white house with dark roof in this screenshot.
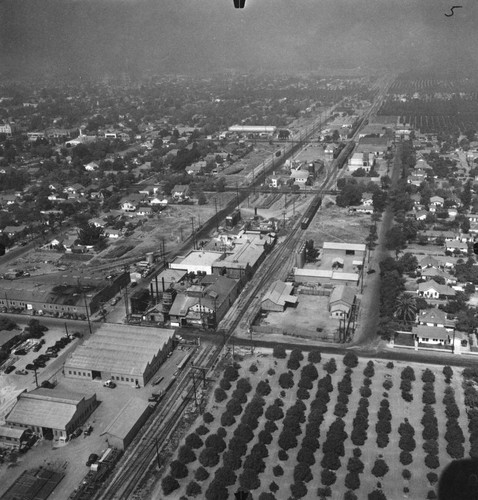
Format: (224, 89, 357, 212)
(445, 241, 468, 254)
(412, 325, 450, 345)
(417, 280, 456, 300)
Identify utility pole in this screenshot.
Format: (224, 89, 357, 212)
(235, 182, 240, 211)
(33, 367, 39, 388)
(214, 198, 219, 231)
(191, 217, 196, 250)
(123, 265, 130, 320)
(64, 322, 69, 338)
(154, 438, 161, 468)
(78, 279, 92, 335)
(191, 371, 198, 408)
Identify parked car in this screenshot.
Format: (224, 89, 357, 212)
(110, 297, 120, 306)
(4, 365, 15, 374)
(25, 363, 36, 371)
(41, 380, 55, 389)
(13, 348, 26, 355)
(84, 425, 93, 436)
(71, 428, 82, 439)
(15, 369, 28, 375)
(103, 380, 116, 388)
(86, 453, 99, 466)
(33, 344, 42, 352)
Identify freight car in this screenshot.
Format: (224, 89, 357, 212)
(335, 140, 355, 169)
(301, 196, 322, 229)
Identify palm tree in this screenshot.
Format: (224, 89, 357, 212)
(394, 293, 417, 324)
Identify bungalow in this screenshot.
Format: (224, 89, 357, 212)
(64, 183, 85, 196)
(412, 325, 451, 346)
(84, 161, 99, 171)
(417, 280, 456, 300)
(420, 267, 456, 285)
(415, 210, 428, 221)
(430, 196, 444, 208)
(0, 194, 18, 206)
(137, 207, 153, 216)
(418, 309, 455, 332)
(2, 225, 27, 238)
(329, 285, 355, 318)
(418, 255, 440, 270)
(421, 230, 457, 243)
(105, 229, 121, 239)
(172, 185, 191, 200)
(185, 161, 207, 176)
(354, 205, 374, 214)
(361, 193, 374, 206)
(89, 218, 106, 228)
(445, 241, 469, 254)
(150, 197, 168, 207)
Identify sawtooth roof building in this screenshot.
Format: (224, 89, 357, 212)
(64, 324, 174, 387)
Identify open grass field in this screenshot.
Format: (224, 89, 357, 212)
(157, 349, 475, 500)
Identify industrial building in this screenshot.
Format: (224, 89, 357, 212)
(329, 285, 356, 317)
(0, 426, 30, 449)
(0, 269, 129, 316)
(64, 324, 174, 387)
(169, 274, 240, 328)
(101, 397, 152, 450)
(5, 388, 97, 441)
(170, 250, 224, 275)
(322, 242, 366, 259)
(261, 281, 298, 312)
(228, 125, 277, 136)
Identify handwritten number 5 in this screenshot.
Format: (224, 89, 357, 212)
(445, 6, 463, 16)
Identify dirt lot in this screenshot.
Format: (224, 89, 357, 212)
(305, 204, 371, 248)
(157, 350, 465, 500)
(258, 295, 340, 339)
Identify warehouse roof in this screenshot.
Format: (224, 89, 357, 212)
(64, 324, 173, 377)
(322, 242, 366, 252)
(262, 281, 298, 307)
(6, 388, 94, 430)
(329, 285, 355, 306)
(102, 397, 151, 441)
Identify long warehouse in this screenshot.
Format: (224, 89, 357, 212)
(64, 324, 174, 387)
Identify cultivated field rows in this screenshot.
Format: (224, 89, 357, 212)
(160, 350, 468, 500)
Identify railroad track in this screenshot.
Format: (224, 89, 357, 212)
(96, 345, 218, 500)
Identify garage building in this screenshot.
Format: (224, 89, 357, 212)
(5, 388, 97, 441)
(64, 324, 174, 387)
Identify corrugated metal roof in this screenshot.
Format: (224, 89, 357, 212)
(262, 281, 298, 307)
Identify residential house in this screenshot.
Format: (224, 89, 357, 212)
(415, 210, 428, 221)
(150, 197, 168, 207)
(417, 280, 456, 300)
(418, 309, 455, 333)
(412, 325, 451, 346)
(64, 183, 85, 196)
(1, 225, 27, 238)
(89, 218, 106, 228)
(430, 196, 444, 208)
(361, 193, 374, 206)
(137, 207, 153, 216)
(185, 161, 207, 176)
(121, 194, 147, 212)
(105, 229, 121, 239)
(420, 267, 456, 285)
(329, 285, 356, 318)
(171, 185, 191, 200)
(290, 169, 310, 187)
(421, 230, 457, 243)
(445, 241, 469, 254)
(84, 161, 99, 171)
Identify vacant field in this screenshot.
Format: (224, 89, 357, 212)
(306, 205, 370, 248)
(158, 350, 470, 500)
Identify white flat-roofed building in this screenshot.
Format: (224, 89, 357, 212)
(293, 268, 359, 286)
(228, 125, 277, 136)
(64, 324, 174, 387)
(101, 397, 152, 450)
(322, 242, 366, 258)
(170, 250, 225, 275)
(5, 388, 97, 441)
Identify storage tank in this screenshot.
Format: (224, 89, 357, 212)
(146, 252, 154, 265)
(296, 242, 306, 268)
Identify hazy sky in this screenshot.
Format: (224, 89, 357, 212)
(1, 0, 477, 79)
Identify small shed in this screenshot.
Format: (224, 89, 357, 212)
(101, 397, 152, 450)
(0, 425, 30, 449)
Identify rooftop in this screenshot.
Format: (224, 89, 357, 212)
(64, 324, 173, 377)
(102, 397, 151, 440)
(322, 242, 366, 252)
(262, 280, 298, 307)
